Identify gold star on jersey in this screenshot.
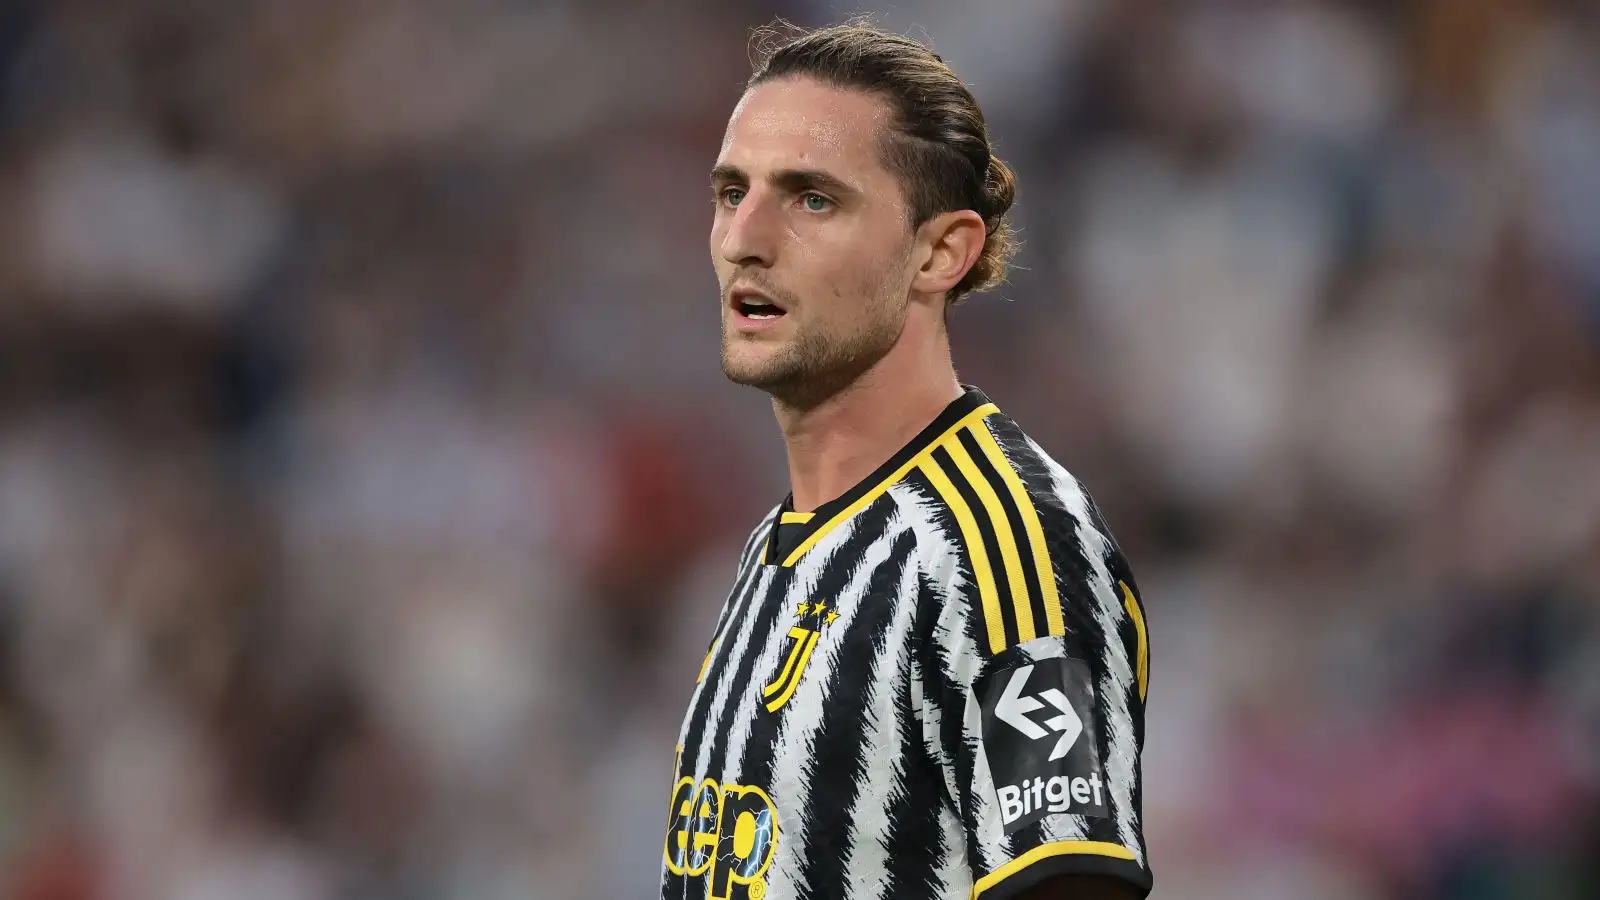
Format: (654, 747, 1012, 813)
(662, 387, 1153, 900)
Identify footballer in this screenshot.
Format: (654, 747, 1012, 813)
(663, 22, 1152, 900)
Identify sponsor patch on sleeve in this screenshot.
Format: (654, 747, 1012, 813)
(976, 656, 1107, 833)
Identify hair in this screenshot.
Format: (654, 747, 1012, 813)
(748, 20, 1018, 305)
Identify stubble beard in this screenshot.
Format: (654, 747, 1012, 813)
(721, 295, 903, 412)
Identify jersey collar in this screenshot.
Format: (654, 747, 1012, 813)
(763, 385, 1001, 566)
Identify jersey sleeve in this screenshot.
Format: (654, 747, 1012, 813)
(919, 478, 1152, 900)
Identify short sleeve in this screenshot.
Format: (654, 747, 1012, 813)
(923, 495, 1153, 900)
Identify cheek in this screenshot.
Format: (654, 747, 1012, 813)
(708, 216, 725, 256)
(851, 235, 912, 305)
(788, 219, 911, 316)
(808, 245, 873, 312)
(708, 223, 735, 281)
(824, 225, 881, 277)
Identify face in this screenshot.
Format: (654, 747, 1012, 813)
(710, 77, 918, 405)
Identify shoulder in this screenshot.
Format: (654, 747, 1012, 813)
(906, 410, 1140, 661)
(904, 408, 1120, 583)
(979, 414, 1133, 591)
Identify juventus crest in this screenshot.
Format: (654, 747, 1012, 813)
(762, 600, 838, 712)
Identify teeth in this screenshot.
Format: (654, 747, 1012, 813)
(740, 299, 781, 319)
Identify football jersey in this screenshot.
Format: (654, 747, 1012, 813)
(661, 386, 1152, 900)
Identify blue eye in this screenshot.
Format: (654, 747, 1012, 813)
(803, 193, 831, 211)
(723, 188, 746, 208)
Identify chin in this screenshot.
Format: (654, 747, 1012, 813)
(725, 360, 861, 413)
(722, 336, 789, 383)
(721, 356, 794, 391)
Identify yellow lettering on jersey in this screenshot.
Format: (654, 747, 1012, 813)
(664, 776, 721, 876)
(663, 777, 780, 900)
(713, 784, 779, 900)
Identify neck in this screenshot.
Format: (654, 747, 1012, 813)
(773, 325, 962, 513)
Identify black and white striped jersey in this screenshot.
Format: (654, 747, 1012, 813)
(662, 386, 1152, 900)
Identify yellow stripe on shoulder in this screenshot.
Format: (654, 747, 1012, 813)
(919, 454, 1006, 655)
(943, 432, 1036, 645)
(968, 423, 1065, 638)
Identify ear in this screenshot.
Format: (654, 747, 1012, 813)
(909, 209, 987, 299)
(915, 209, 985, 297)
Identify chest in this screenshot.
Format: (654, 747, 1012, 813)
(679, 534, 926, 774)
(664, 558, 929, 891)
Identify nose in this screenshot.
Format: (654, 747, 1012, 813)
(716, 189, 779, 270)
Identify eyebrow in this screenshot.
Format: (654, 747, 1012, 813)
(709, 164, 859, 199)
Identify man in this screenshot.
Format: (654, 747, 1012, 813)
(663, 22, 1152, 900)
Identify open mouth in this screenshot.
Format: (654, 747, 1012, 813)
(734, 296, 786, 320)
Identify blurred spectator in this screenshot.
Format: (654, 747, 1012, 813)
(0, 1, 1594, 898)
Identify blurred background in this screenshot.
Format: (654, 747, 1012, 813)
(0, 0, 1596, 898)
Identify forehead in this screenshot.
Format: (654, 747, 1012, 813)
(717, 77, 893, 177)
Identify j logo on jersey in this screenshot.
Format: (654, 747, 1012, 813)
(761, 601, 838, 712)
(663, 775, 780, 900)
(977, 655, 1108, 832)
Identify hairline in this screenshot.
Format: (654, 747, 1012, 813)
(743, 73, 960, 231)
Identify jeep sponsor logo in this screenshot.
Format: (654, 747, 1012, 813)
(663, 774, 779, 900)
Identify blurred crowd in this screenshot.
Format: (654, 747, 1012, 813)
(0, 0, 1596, 898)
